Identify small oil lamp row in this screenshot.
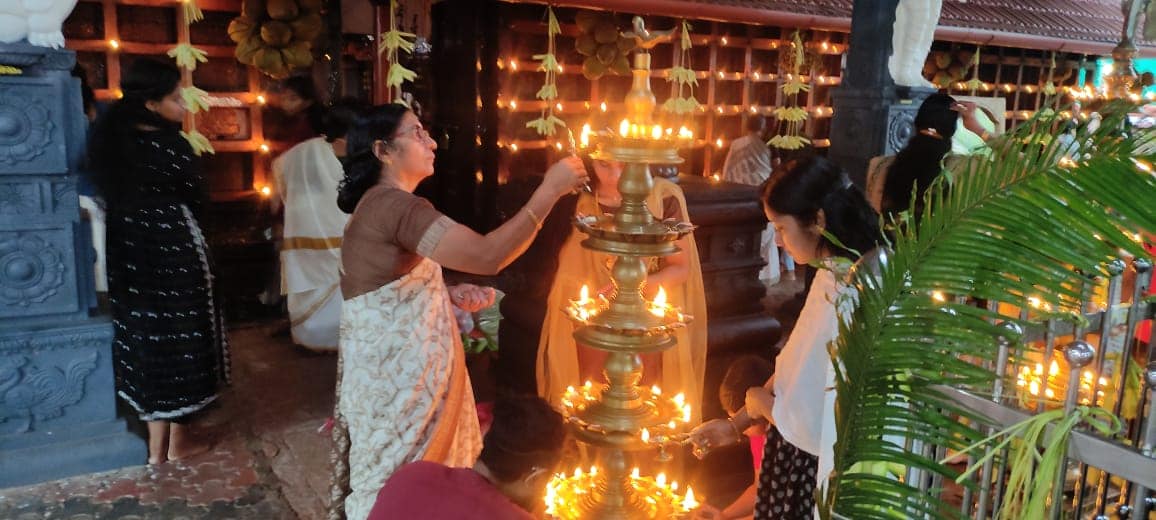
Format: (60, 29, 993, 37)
(1015, 360, 1109, 408)
(565, 285, 691, 332)
(560, 382, 693, 428)
(543, 466, 700, 519)
(575, 122, 696, 149)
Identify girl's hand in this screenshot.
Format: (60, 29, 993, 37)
(688, 419, 742, 458)
(449, 284, 496, 312)
(692, 504, 723, 519)
(952, 101, 988, 137)
(745, 386, 776, 423)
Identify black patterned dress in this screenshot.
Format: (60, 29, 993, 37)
(105, 128, 229, 421)
(754, 425, 819, 519)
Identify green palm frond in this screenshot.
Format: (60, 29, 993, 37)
(820, 103, 1156, 519)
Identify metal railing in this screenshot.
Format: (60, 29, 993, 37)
(910, 257, 1155, 519)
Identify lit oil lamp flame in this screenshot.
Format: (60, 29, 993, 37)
(600, 101, 607, 112)
(579, 285, 590, 304)
(931, 290, 946, 303)
(631, 467, 640, 479)
(651, 125, 663, 139)
(649, 287, 668, 317)
(574, 467, 583, 479)
(619, 119, 630, 137)
(651, 385, 662, 396)
(580, 123, 592, 148)
(641, 428, 650, 443)
(673, 392, 685, 407)
(671, 480, 679, 491)
(656, 472, 666, 487)
(682, 486, 699, 510)
(584, 380, 593, 391)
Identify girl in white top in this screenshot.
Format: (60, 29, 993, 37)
(690, 156, 883, 519)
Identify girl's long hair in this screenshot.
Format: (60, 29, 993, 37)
(882, 93, 958, 215)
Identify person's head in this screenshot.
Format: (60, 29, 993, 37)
(337, 103, 436, 213)
(279, 76, 319, 116)
(87, 58, 184, 199)
(914, 93, 959, 141)
(322, 98, 363, 157)
(883, 94, 959, 215)
(121, 58, 185, 124)
(476, 396, 567, 511)
(588, 156, 623, 195)
(746, 115, 769, 140)
(762, 155, 882, 264)
(720, 355, 774, 436)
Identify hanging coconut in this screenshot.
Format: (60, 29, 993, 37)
(230, 0, 323, 78)
(573, 10, 635, 80)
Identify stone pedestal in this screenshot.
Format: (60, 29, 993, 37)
(0, 42, 145, 488)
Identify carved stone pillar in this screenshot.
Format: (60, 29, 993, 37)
(828, 0, 937, 186)
(0, 43, 145, 487)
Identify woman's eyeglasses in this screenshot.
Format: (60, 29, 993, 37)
(396, 124, 431, 141)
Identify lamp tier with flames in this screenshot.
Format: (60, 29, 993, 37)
(544, 16, 703, 520)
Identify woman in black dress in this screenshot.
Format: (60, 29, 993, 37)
(89, 58, 228, 464)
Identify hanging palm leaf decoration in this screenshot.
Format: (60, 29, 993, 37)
(768, 31, 810, 150)
(526, 6, 565, 137)
(818, 104, 1156, 519)
(173, 0, 213, 155)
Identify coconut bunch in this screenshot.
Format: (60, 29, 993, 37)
(229, 0, 323, 79)
(574, 11, 635, 80)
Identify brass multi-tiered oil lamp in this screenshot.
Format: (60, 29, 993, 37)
(543, 17, 702, 520)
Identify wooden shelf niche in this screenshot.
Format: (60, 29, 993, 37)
(492, 5, 848, 179)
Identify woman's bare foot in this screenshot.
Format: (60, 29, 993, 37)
(168, 423, 214, 461)
(146, 420, 170, 465)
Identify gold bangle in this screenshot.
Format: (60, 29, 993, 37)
(525, 208, 543, 229)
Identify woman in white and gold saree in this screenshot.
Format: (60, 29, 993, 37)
(328, 104, 588, 520)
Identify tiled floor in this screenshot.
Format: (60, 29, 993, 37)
(0, 322, 333, 520)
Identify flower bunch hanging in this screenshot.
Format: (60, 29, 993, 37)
(662, 20, 700, 115)
(173, 1, 213, 155)
(769, 31, 810, 150)
(526, 6, 566, 137)
(380, 0, 417, 104)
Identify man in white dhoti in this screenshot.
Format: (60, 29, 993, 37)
(722, 116, 782, 282)
(271, 103, 358, 351)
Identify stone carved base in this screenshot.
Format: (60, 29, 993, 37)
(0, 318, 145, 488)
(829, 86, 938, 187)
(0, 42, 145, 488)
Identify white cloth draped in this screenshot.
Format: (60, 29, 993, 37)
(337, 258, 482, 520)
(273, 137, 349, 350)
(771, 267, 856, 496)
